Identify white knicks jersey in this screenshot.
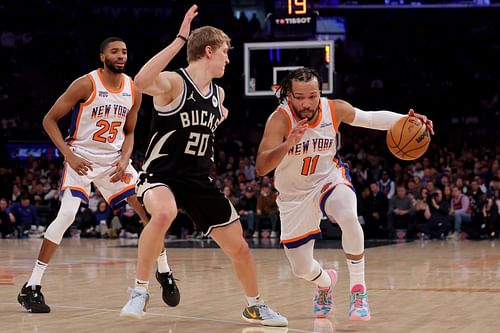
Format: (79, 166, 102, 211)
(274, 97, 352, 199)
(66, 69, 135, 157)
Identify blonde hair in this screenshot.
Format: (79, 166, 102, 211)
(187, 26, 231, 63)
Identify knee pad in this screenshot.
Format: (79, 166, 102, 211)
(285, 242, 322, 281)
(324, 185, 365, 256)
(44, 193, 81, 244)
(290, 259, 321, 281)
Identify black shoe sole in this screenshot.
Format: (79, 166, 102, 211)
(17, 296, 51, 313)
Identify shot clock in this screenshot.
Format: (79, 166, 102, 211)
(273, 0, 315, 38)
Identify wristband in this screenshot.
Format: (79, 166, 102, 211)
(176, 34, 188, 43)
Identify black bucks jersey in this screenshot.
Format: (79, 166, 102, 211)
(142, 68, 225, 178)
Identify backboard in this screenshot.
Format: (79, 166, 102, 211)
(244, 40, 335, 97)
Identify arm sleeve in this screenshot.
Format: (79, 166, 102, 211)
(350, 107, 405, 130)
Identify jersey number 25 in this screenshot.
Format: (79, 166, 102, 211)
(93, 120, 121, 143)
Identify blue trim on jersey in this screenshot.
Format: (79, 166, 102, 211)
(334, 154, 353, 183)
(320, 187, 335, 217)
(59, 188, 89, 204)
(283, 232, 322, 249)
(320, 184, 355, 217)
(109, 188, 135, 208)
(66, 103, 80, 143)
(114, 200, 128, 209)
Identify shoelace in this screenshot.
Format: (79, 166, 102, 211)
(315, 289, 331, 305)
(167, 276, 179, 286)
(351, 291, 368, 308)
(29, 287, 44, 304)
(256, 303, 282, 319)
(128, 288, 146, 305)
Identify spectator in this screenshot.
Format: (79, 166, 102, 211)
(236, 157, 252, 182)
(421, 189, 452, 239)
(0, 198, 16, 238)
(120, 203, 142, 238)
(369, 182, 389, 238)
(0, 167, 13, 200)
(94, 200, 113, 238)
(378, 170, 395, 199)
(447, 185, 471, 240)
(11, 183, 22, 203)
(414, 188, 431, 238)
(356, 186, 373, 236)
(387, 185, 415, 239)
(223, 185, 238, 206)
(237, 186, 257, 237)
(10, 195, 40, 238)
(255, 184, 279, 238)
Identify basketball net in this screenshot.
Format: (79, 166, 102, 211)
(271, 85, 281, 99)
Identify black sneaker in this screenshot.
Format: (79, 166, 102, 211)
(155, 270, 180, 307)
(17, 282, 51, 313)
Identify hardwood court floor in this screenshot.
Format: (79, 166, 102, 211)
(1, 238, 499, 333)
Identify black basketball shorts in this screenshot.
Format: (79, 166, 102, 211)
(136, 173, 239, 235)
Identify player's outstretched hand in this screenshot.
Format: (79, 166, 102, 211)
(408, 109, 434, 135)
(178, 5, 199, 40)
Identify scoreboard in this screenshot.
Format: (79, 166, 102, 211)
(273, 0, 316, 38)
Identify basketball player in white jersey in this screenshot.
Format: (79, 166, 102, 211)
(17, 37, 179, 313)
(119, 5, 287, 327)
(256, 68, 434, 321)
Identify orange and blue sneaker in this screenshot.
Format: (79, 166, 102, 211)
(313, 269, 337, 318)
(348, 284, 371, 321)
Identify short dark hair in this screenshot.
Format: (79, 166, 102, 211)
(276, 67, 322, 103)
(100, 37, 124, 53)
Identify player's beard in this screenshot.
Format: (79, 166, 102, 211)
(294, 106, 319, 121)
(105, 59, 125, 73)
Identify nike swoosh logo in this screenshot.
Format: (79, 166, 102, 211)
(246, 308, 258, 318)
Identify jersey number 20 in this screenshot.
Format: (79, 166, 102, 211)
(185, 132, 210, 156)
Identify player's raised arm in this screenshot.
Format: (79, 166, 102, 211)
(134, 5, 198, 96)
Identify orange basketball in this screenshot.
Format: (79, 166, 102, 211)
(386, 116, 430, 160)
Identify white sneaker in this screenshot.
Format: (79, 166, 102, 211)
(270, 231, 278, 238)
(252, 231, 259, 238)
(125, 232, 139, 239)
(120, 287, 149, 320)
(242, 302, 288, 327)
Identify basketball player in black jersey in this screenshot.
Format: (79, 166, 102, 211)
(119, 5, 287, 326)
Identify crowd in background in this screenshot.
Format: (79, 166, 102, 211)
(1, 2, 499, 241)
